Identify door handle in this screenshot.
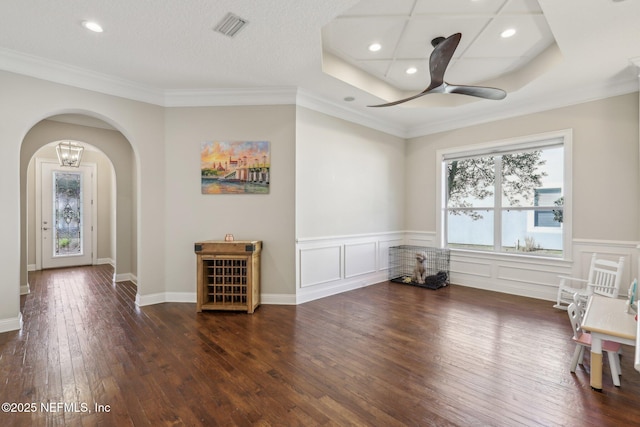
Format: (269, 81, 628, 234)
(42, 227, 49, 230)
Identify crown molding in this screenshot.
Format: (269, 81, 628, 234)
(0, 47, 407, 136)
(296, 89, 408, 138)
(163, 87, 299, 107)
(0, 47, 301, 108)
(406, 76, 639, 138)
(0, 48, 380, 119)
(1, 47, 637, 140)
(0, 47, 165, 105)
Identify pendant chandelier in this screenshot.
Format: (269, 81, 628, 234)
(56, 141, 84, 167)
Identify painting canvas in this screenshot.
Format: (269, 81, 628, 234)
(201, 141, 270, 194)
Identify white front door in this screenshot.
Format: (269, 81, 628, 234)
(39, 161, 94, 269)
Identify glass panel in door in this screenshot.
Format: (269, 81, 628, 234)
(53, 171, 83, 257)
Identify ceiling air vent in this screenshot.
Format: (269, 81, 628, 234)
(214, 13, 249, 38)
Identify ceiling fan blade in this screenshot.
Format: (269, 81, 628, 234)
(428, 33, 461, 89)
(445, 84, 507, 100)
(367, 33, 462, 107)
(367, 32, 507, 107)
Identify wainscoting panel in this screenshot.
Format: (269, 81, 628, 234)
(496, 263, 564, 288)
(295, 232, 640, 305)
(447, 239, 640, 301)
(450, 256, 493, 279)
(296, 232, 403, 304)
(344, 241, 377, 279)
(299, 245, 342, 288)
(449, 250, 572, 301)
(405, 231, 437, 248)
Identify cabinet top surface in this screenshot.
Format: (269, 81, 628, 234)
(195, 240, 261, 244)
(195, 240, 262, 254)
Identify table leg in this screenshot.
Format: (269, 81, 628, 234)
(590, 337, 603, 391)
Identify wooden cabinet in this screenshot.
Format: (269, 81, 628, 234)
(194, 240, 261, 313)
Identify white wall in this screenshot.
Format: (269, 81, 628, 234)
(295, 107, 405, 238)
(162, 105, 297, 304)
(295, 107, 406, 302)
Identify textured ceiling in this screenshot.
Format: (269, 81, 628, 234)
(0, 0, 639, 136)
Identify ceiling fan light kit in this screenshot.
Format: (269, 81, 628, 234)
(368, 33, 507, 108)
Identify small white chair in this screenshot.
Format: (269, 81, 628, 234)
(567, 301, 622, 386)
(554, 253, 625, 310)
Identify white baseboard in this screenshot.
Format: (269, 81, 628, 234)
(20, 283, 30, 295)
(27, 264, 36, 272)
(261, 293, 297, 305)
(0, 312, 23, 333)
(135, 292, 298, 307)
(296, 271, 387, 304)
(114, 272, 137, 284)
(135, 292, 196, 306)
(135, 292, 166, 307)
(164, 292, 196, 303)
(136, 292, 296, 307)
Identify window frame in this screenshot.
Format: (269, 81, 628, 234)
(435, 129, 572, 260)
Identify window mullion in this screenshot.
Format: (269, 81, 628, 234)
(442, 163, 448, 248)
(494, 156, 502, 252)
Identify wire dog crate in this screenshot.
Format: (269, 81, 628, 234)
(388, 245, 450, 289)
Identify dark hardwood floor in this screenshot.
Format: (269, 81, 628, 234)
(1, 265, 639, 426)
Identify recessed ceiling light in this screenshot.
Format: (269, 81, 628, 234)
(82, 21, 103, 33)
(501, 28, 516, 38)
(406, 67, 417, 75)
(368, 43, 381, 52)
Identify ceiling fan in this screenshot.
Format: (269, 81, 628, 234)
(368, 33, 507, 107)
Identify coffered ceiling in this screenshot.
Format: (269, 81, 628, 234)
(322, 0, 555, 92)
(0, 0, 639, 137)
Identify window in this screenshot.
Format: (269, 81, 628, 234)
(439, 132, 570, 258)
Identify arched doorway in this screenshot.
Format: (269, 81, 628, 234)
(20, 113, 137, 294)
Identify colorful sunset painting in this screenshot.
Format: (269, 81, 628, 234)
(200, 141, 270, 194)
